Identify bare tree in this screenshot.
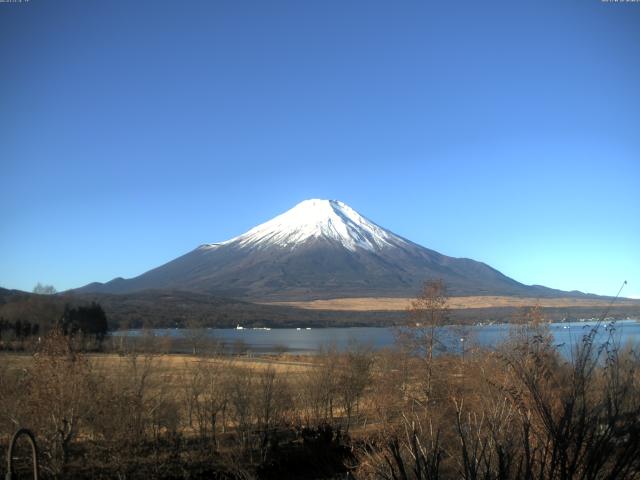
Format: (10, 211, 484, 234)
(299, 344, 339, 426)
(0, 360, 31, 436)
(33, 282, 57, 295)
(182, 357, 230, 449)
(369, 348, 410, 432)
(337, 341, 373, 432)
(356, 412, 443, 480)
(255, 365, 291, 461)
(397, 279, 449, 403)
(27, 327, 94, 476)
(226, 364, 254, 455)
(185, 319, 207, 355)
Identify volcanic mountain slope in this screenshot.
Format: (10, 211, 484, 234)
(77, 199, 584, 300)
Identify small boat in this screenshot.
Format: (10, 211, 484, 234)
(236, 325, 244, 330)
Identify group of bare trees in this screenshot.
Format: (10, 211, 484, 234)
(181, 357, 295, 467)
(0, 327, 378, 478)
(356, 281, 640, 480)
(2, 280, 640, 479)
(297, 343, 374, 432)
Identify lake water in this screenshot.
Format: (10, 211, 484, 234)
(111, 319, 640, 356)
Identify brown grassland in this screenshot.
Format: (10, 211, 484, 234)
(265, 295, 640, 311)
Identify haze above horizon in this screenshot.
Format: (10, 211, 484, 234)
(1, 1, 639, 297)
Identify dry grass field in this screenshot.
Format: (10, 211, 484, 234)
(264, 295, 640, 311)
(1, 351, 315, 379)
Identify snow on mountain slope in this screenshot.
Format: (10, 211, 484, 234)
(200, 199, 410, 252)
(75, 199, 583, 300)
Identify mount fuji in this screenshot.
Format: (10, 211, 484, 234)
(76, 199, 575, 300)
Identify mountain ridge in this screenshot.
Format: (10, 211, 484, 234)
(74, 199, 602, 300)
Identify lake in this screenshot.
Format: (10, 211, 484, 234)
(111, 318, 640, 357)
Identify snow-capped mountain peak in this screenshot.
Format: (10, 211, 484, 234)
(77, 199, 559, 300)
(207, 199, 408, 252)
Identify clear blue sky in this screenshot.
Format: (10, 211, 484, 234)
(1, 0, 639, 297)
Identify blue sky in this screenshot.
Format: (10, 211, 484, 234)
(1, 0, 639, 297)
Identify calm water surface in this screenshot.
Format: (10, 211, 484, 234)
(112, 319, 640, 356)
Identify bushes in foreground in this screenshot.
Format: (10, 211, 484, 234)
(357, 320, 640, 480)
